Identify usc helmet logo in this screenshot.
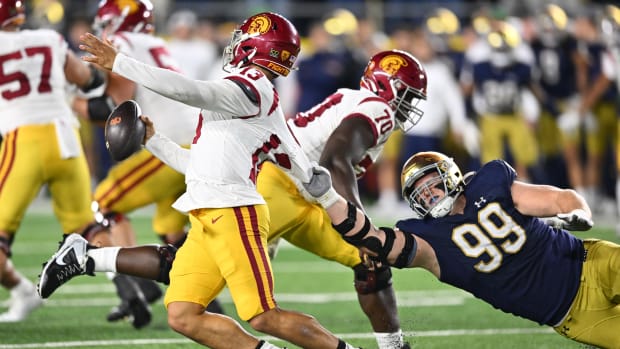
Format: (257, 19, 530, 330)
(114, 0, 139, 13)
(247, 15, 272, 34)
(109, 116, 122, 126)
(379, 55, 409, 75)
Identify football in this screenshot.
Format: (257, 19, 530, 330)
(104, 100, 146, 161)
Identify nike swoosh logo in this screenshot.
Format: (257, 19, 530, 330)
(211, 215, 223, 224)
(54, 247, 73, 266)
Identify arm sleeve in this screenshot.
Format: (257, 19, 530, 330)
(112, 53, 258, 117)
(144, 132, 190, 174)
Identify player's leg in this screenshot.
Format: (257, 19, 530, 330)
(259, 163, 406, 348)
(0, 127, 51, 322)
(282, 209, 405, 349)
(507, 116, 539, 182)
(553, 239, 620, 348)
(93, 150, 183, 324)
(183, 206, 359, 349)
(165, 208, 282, 348)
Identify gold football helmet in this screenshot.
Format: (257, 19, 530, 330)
(401, 151, 464, 218)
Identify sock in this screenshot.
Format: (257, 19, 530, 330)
(375, 330, 404, 349)
(337, 339, 358, 349)
(88, 247, 121, 273)
(256, 340, 283, 349)
(12, 276, 35, 297)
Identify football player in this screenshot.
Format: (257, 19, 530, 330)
(530, 4, 588, 189)
(38, 48, 427, 349)
(68, 11, 362, 349)
(460, 21, 540, 181)
(303, 150, 620, 348)
(73, 0, 225, 324)
(0, 0, 108, 321)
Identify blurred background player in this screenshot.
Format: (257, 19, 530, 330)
(567, 8, 618, 215)
(529, 4, 587, 189)
(0, 0, 108, 322)
(460, 20, 540, 182)
(165, 9, 220, 81)
(71, 0, 224, 326)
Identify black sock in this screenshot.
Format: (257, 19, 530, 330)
(337, 339, 346, 349)
(255, 340, 265, 349)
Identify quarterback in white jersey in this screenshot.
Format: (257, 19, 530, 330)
(79, 11, 363, 349)
(0, 0, 109, 322)
(85, 49, 427, 349)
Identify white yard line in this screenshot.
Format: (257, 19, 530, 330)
(0, 328, 555, 348)
(2, 288, 472, 308)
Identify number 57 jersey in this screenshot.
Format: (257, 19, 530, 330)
(0, 29, 76, 134)
(396, 160, 585, 326)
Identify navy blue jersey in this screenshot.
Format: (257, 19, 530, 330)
(586, 42, 618, 102)
(471, 62, 532, 115)
(531, 37, 579, 99)
(396, 160, 584, 326)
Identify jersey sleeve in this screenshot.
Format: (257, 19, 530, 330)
(144, 132, 190, 174)
(112, 53, 259, 117)
(486, 159, 517, 187)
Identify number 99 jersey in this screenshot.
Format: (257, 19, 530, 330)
(395, 160, 584, 326)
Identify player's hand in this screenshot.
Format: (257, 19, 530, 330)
(140, 116, 155, 144)
(556, 209, 593, 231)
(303, 166, 332, 197)
(79, 32, 118, 71)
(302, 166, 340, 208)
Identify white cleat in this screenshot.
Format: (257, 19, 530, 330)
(0, 281, 44, 322)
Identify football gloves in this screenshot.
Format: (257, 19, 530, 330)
(543, 209, 594, 231)
(302, 166, 340, 208)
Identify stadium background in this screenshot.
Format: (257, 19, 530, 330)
(1, 0, 619, 348)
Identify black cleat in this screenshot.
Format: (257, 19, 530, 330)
(37, 234, 94, 299)
(109, 274, 152, 329)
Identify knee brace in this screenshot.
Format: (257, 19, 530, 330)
(353, 263, 392, 294)
(0, 235, 14, 258)
(158, 233, 187, 249)
(156, 245, 178, 285)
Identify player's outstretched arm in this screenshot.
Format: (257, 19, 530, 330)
(512, 181, 594, 231)
(304, 166, 417, 268)
(141, 116, 190, 174)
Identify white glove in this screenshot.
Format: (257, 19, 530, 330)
(302, 166, 341, 208)
(543, 209, 593, 231)
(461, 120, 480, 157)
(557, 110, 580, 134)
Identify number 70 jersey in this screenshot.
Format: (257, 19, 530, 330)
(287, 87, 398, 178)
(0, 29, 76, 134)
(395, 160, 584, 326)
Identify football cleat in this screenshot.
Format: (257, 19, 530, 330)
(0, 279, 43, 322)
(37, 234, 94, 299)
(109, 274, 152, 329)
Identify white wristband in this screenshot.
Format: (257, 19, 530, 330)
(316, 187, 341, 209)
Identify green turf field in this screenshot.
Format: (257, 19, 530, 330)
(0, 210, 616, 349)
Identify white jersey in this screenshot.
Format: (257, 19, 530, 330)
(288, 87, 397, 177)
(0, 29, 77, 135)
(113, 54, 313, 210)
(111, 32, 198, 145)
